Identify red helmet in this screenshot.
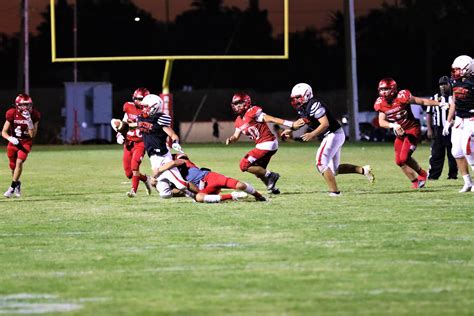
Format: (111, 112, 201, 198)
(132, 87, 150, 108)
(378, 78, 398, 101)
(15, 93, 33, 113)
(231, 92, 251, 115)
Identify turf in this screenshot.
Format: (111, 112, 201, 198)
(0, 142, 472, 315)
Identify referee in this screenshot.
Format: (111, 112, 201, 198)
(426, 76, 458, 180)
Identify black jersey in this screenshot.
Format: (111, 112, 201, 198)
(137, 112, 172, 157)
(452, 76, 474, 118)
(297, 98, 342, 139)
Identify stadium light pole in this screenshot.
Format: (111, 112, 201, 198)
(344, 0, 360, 141)
(73, 0, 78, 83)
(21, 0, 30, 94)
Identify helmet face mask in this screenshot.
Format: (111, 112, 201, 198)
(231, 93, 251, 115)
(141, 94, 163, 118)
(378, 78, 398, 101)
(15, 93, 33, 114)
(451, 55, 473, 79)
(132, 87, 150, 109)
(290, 83, 313, 110)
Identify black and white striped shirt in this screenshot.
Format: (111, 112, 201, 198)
(427, 93, 452, 127)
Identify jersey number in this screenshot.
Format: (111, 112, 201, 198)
(247, 126, 260, 140)
(14, 126, 23, 137)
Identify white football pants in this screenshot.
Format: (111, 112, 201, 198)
(315, 127, 345, 175)
(451, 116, 474, 169)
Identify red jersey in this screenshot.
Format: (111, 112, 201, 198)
(234, 106, 276, 148)
(374, 89, 419, 130)
(5, 108, 41, 140)
(123, 102, 143, 142)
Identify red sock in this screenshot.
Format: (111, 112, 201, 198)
(221, 193, 232, 201)
(139, 174, 147, 182)
(132, 175, 140, 192)
(419, 169, 427, 177)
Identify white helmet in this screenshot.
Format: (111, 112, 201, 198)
(141, 94, 164, 117)
(290, 83, 313, 109)
(451, 55, 473, 79)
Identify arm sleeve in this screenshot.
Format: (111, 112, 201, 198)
(157, 114, 172, 127)
(310, 101, 326, 119)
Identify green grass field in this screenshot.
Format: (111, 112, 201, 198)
(0, 142, 472, 315)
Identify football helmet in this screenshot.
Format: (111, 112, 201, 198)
(231, 92, 251, 115)
(141, 94, 163, 118)
(451, 55, 473, 79)
(15, 93, 33, 113)
(132, 87, 150, 108)
(290, 83, 313, 109)
(378, 78, 398, 101)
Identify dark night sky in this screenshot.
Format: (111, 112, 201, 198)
(0, 0, 395, 36)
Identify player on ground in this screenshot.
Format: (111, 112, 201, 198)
(137, 94, 193, 198)
(442, 55, 474, 192)
(374, 78, 449, 189)
(225, 92, 299, 194)
(111, 87, 152, 198)
(162, 153, 266, 203)
(2, 94, 41, 198)
(281, 83, 374, 197)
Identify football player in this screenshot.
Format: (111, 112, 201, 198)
(2, 93, 41, 198)
(137, 94, 193, 198)
(225, 92, 299, 194)
(175, 153, 266, 202)
(111, 87, 152, 198)
(442, 55, 474, 192)
(281, 83, 374, 196)
(374, 78, 448, 189)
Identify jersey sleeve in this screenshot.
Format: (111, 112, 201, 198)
(374, 97, 383, 112)
(397, 89, 412, 103)
(122, 102, 128, 113)
(310, 101, 326, 119)
(157, 114, 171, 127)
(252, 106, 265, 123)
(5, 109, 14, 122)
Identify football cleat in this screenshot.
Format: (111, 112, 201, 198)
(268, 188, 280, 194)
(231, 191, 248, 200)
(411, 181, 419, 189)
(459, 184, 472, 193)
(144, 176, 152, 195)
(4, 187, 15, 198)
(328, 191, 342, 197)
(254, 195, 267, 202)
(266, 172, 280, 191)
(14, 181, 21, 198)
(417, 170, 427, 189)
(127, 189, 136, 198)
(363, 165, 375, 184)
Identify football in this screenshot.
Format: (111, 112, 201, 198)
(110, 119, 129, 134)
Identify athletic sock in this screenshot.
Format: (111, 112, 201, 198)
(11, 181, 19, 189)
(220, 193, 232, 201)
(131, 175, 140, 192)
(463, 174, 472, 185)
(243, 182, 256, 194)
(139, 174, 147, 182)
(264, 170, 271, 177)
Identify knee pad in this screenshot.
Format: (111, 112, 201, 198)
(395, 158, 406, 167)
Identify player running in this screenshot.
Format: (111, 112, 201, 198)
(225, 92, 299, 194)
(374, 78, 448, 189)
(2, 94, 41, 198)
(281, 83, 374, 196)
(111, 87, 152, 198)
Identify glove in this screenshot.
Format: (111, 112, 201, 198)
(8, 136, 19, 145)
(172, 141, 184, 153)
(439, 101, 450, 111)
(116, 133, 125, 145)
(442, 122, 452, 136)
